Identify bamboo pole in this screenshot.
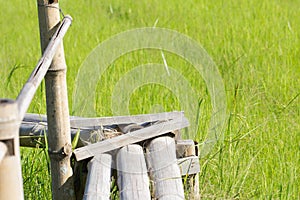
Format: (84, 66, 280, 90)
(36, 1, 75, 199)
(0, 99, 24, 200)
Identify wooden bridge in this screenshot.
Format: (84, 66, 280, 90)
(21, 112, 200, 199)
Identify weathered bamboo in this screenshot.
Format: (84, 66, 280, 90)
(20, 112, 187, 149)
(24, 112, 79, 123)
(189, 173, 200, 200)
(19, 119, 178, 148)
(70, 111, 184, 128)
(19, 121, 91, 147)
(0, 99, 24, 200)
(146, 137, 185, 200)
(23, 111, 183, 129)
(37, 1, 74, 199)
(116, 145, 151, 200)
(177, 156, 200, 176)
(16, 16, 72, 120)
(83, 154, 112, 200)
(176, 139, 195, 158)
(177, 140, 200, 200)
(19, 121, 201, 175)
(74, 117, 189, 161)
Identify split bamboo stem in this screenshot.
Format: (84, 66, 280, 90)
(36, 1, 74, 199)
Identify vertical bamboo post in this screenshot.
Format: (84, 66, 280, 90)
(176, 140, 200, 199)
(184, 142, 199, 200)
(37, 1, 74, 199)
(0, 99, 24, 200)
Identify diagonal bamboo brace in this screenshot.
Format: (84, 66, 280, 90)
(17, 15, 72, 120)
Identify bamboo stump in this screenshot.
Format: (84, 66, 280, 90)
(116, 145, 151, 200)
(146, 137, 185, 200)
(83, 154, 112, 200)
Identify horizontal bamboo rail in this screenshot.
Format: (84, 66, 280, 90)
(74, 117, 189, 161)
(20, 111, 185, 148)
(70, 111, 184, 128)
(23, 111, 184, 127)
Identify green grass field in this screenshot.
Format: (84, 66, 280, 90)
(1, 0, 299, 199)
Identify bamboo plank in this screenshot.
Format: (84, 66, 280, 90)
(23, 111, 184, 131)
(23, 111, 184, 132)
(177, 156, 200, 175)
(69, 111, 184, 128)
(145, 137, 185, 200)
(83, 154, 112, 200)
(116, 145, 151, 200)
(20, 112, 186, 148)
(24, 113, 80, 123)
(176, 139, 195, 158)
(74, 117, 189, 161)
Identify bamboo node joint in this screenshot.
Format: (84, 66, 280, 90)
(48, 144, 72, 158)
